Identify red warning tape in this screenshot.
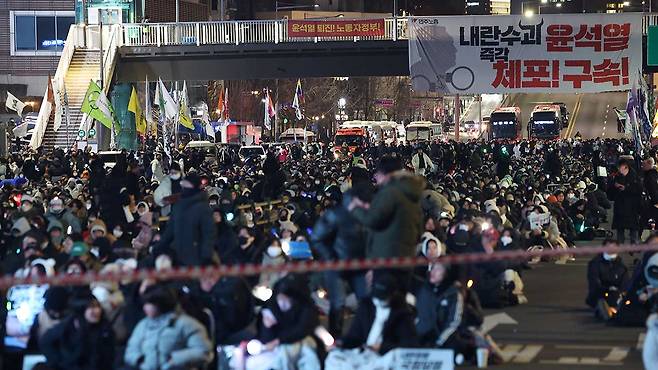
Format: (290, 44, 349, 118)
(2, 243, 657, 289)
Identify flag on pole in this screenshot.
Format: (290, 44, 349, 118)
(46, 75, 55, 106)
(128, 86, 147, 135)
(264, 89, 275, 130)
(12, 121, 29, 138)
(80, 80, 116, 129)
(178, 81, 194, 130)
(223, 87, 230, 122)
(157, 78, 177, 120)
(5, 92, 26, 117)
(291, 79, 304, 120)
(145, 76, 155, 136)
(216, 88, 224, 118)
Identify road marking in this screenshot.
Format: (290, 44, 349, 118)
(482, 312, 518, 334)
(603, 347, 629, 362)
(499, 344, 543, 363)
(637, 332, 646, 350)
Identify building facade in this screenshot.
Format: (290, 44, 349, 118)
(1, 0, 75, 102)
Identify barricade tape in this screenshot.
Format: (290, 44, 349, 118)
(2, 243, 658, 289)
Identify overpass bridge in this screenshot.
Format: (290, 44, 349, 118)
(29, 15, 658, 149)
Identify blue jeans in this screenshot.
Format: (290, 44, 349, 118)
(324, 270, 368, 310)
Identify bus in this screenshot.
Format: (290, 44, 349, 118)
(529, 105, 563, 140)
(406, 121, 443, 143)
(489, 107, 521, 140)
(334, 127, 367, 153)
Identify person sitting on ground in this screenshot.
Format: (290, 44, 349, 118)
(586, 239, 629, 320)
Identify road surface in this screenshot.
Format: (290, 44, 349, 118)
(474, 253, 646, 369)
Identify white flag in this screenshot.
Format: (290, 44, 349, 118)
(52, 78, 63, 131)
(6, 92, 26, 117)
(12, 122, 28, 138)
(205, 123, 215, 140)
(158, 78, 177, 120)
(145, 76, 153, 132)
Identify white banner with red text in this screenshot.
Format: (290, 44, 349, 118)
(408, 13, 642, 94)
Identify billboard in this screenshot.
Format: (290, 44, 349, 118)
(409, 14, 642, 94)
(288, 19, 385, 38)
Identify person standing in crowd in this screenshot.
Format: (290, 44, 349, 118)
(411, 147, 434, 176)
(608, 159, 642, 244)
(349, 155, 424, 289)
(311, 189, 367, 337)
(642, 157, 658, 225)
(155, 173, 217, 266)
(154, 162, 183, 217)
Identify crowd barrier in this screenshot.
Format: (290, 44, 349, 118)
(2, 243, 658, 289)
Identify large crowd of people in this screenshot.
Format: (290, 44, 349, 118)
(1, 136, 658, 370)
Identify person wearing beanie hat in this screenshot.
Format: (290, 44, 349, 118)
(70, 241, 89, 258)
(30, 287, 70, 345)
(45, 196, 82, 234)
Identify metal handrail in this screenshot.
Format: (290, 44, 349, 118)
(102, 24, 122, 95)
(122, 18, 408, 47)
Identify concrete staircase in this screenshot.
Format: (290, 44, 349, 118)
(42, 50, 101, 149)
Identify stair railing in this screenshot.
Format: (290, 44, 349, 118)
(101, 24, 122, 95)
(30, 24, 81, 149)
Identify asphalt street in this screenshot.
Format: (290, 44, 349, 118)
(472, 249, 646, 369)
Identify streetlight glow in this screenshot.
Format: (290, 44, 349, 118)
(338, 98, 347, 108)
(556, 2, 562, 7)
(524, 9, 534, 17)
(541, 0, 548, 3)
(623, 1, 630, 5)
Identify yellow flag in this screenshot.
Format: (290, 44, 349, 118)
(128, 86, 146, 135)
(179, 102, 194, 129)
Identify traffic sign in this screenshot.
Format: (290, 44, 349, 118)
(78, 130, 85, 138)
(88, 128, 96, 137)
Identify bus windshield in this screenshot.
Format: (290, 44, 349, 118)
(406, 127, 430, 141)
(490, 112, 518, 139)
(532, 112, 560, 136)
(335, 135, 364, 146)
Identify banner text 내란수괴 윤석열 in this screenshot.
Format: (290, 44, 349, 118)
(408, 13, 642, 94)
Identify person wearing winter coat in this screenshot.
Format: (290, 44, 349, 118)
(411, 147, 435, 176)
(608, 159, 643, 244)
(154, 162, 183, 216)
(124, 284, 213, 370)
(416, 263, 495, 365)
(325, 273, 419, 370)
(39, 293, 115, 370)
(642, 157, 658, 225)
(421, 188, 455, 220)
(586, 240, 629, 314)
(350, 155, 425, 260)
(199, 275, 255, 345)
(644, 313, 658, 370)
(310, 190, 368, 337)
(45, 197, 82, 235)
(156, 173, 217, 266)
(246, 274, 321, 370)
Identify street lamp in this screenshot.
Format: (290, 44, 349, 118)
(275, 2, 319, 19)
(338, 98, 346, 108)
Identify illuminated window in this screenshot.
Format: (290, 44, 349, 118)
(10, 11, 75, 55)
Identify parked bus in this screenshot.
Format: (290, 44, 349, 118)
(528, 105, 563, 140)
(489, 107, 522, 140)
(406, 121, 443, 143)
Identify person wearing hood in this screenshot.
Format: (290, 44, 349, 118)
(43, 219, 68, 268)
(13, 195, 42, 222)
(40, 291, 115, 370)
(311, 189, 367, 337)
(326, 274, 419, 369)
(131, 212, 154, 254)
(156, 173, 217, 266)
(154, 162, 183, 217)
(247, 274, 321, 370)
(212, 207, 240, 264)
(150, 152, 165, 183)
(45, 197, 82, 235)
(586, 239, 629, 320)
(608, 159, 642, 244)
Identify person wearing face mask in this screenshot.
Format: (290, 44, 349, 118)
(156, 173, 217, 267)
(248, 274, 321, 370)
(154, 162, 184, 217)
(111, 224, 130, 250)
(586, 239, 629, 320)
(608, 159, 642, 245)
(45, 197, 82, 235)
(43, 219, 69, 268)
(259, 239, 288, 291)
(13, 195, 41, 222)
(326, 274, 419, 369)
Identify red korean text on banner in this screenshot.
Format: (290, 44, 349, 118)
(288, 19, 386, 38)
